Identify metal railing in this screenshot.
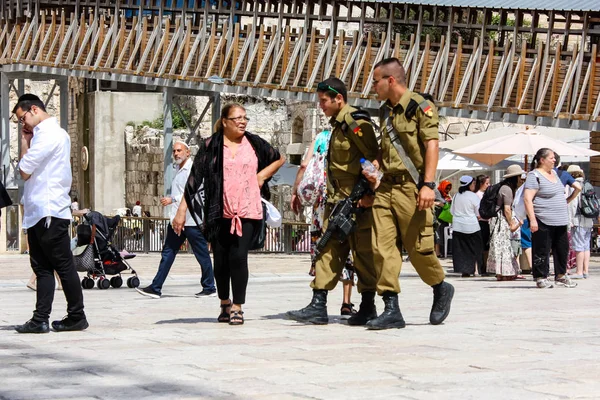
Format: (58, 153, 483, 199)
(72, 215, 311, 254)
(4, 205, 19, 252)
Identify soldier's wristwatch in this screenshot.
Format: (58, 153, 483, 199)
(418, 181, 436, 190)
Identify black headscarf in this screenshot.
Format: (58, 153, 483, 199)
(184, 131, 281, 241)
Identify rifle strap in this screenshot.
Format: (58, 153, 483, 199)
(381, 105, 421, 185)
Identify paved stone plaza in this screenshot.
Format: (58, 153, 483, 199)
(0, 253, 599, 399)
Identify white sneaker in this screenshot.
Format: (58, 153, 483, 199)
(555, 275, 577, 288)
(536, 278, 554, 289)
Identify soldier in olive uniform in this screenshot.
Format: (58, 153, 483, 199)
(363, 57, 454, 330)
(287, 77, 380, 325)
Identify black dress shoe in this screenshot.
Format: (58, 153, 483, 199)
(15, 319, 50, 334)
(51, 316, 89, 332)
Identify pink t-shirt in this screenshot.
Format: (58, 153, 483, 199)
(223, 136, 263, 236)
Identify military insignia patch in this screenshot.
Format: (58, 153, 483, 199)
(349, 120, 363, 137)
(419, 100, 433, 117)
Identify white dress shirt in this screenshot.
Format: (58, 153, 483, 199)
(18, 117, 72, 229)
(169, 158, 200, 226)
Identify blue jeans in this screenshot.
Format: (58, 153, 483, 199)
(150, 224, 215, 294)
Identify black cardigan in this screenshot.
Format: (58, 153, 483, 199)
(184, 131, 281, 241)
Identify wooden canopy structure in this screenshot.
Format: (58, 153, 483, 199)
(0, 0, 599, 128)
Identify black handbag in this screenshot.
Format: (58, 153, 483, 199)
(0, 181, 12, 217)
(249, 202, 267, 250)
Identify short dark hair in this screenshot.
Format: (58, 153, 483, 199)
(554, 152, 561, 167)
(12, 93, 46, 114)
(458, 185, 472, 194)
(373, 57, 406, 85)
(317, 77, 347, 102)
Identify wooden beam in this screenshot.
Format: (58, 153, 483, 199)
(518, 55, 539, 109)
(280, 28, 306, 87)
(587, 44, 597, 115)
(420, 34, 430, 93)
(483, 40, 495, 104)
(180, 21, 204, 79)
(231, 23, 255, 81)
(516, 39, 527, 107)
(220, 22, 240, 78)
(158, 21, 184, 76)
(451, 37, 463, 102)
(536, 58, 555, 111)
(135, 17, 161, 74)
(115, 17, 139, 70)
(549, 46, 561, 112)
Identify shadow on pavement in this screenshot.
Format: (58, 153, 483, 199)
(0, 342, 238, 400)
(155, 317, 215, 324)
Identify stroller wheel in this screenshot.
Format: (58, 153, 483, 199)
(82, 277, 94, 290)
(97, 278, 110, 290)
(110, 276, 123, 288)
(127, 276, 140, 288)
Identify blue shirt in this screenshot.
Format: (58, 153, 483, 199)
(554, 168, 575, 187)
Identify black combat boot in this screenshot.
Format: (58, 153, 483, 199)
(430, 281, 455, 325)
(286, 290, 328, 324)
(347, 291, 377, 326)
(366, 292, 405, 330)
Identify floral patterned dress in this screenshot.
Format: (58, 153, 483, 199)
(308, 131, 354, 279)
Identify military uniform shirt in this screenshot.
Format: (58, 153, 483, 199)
(326, 104, 379, 202)
(381, 90, 439, 176)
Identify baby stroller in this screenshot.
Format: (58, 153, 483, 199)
(73, 211, 140, 290)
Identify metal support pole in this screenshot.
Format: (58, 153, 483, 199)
(0, 73, 10, 186)
(211, 92, 221, 133)
(163, 88, 174, 217)
(58, 78, 69, 132)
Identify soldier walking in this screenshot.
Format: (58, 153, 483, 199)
(364, 58, 455, 330)
(287, 77, 380, 325)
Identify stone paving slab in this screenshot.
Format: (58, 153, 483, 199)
(0, 253, 599, 399)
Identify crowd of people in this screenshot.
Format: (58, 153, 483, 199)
(12, 57, 596, 335)
(441, 149, 595, 288)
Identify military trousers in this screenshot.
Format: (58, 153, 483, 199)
(311, 203, 378, 293)
(372, 180, 445, 295)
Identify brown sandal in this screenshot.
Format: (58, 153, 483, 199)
(218, 301, 232, 323)
(229, 310, 244, 325)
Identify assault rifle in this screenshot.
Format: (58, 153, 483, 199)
(315, 176, 372, 255)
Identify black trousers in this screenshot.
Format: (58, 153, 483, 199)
(28, 217, 85, 322)
(212, 218, 259, 305)
(531, 221, 568, 279)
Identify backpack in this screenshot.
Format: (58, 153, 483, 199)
(478, 183, 505, 219)
(578, 181, 600, 218)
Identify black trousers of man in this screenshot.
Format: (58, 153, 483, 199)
(28, 217, 85, 323)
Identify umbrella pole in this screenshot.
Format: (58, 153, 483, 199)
(524, 155, 528, 171)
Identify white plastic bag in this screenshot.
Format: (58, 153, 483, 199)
(261, 198, 282, 228)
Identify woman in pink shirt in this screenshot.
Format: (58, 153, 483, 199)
(175, 103, 284, 325)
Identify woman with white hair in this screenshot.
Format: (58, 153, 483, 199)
(450, 175, 482, 277)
